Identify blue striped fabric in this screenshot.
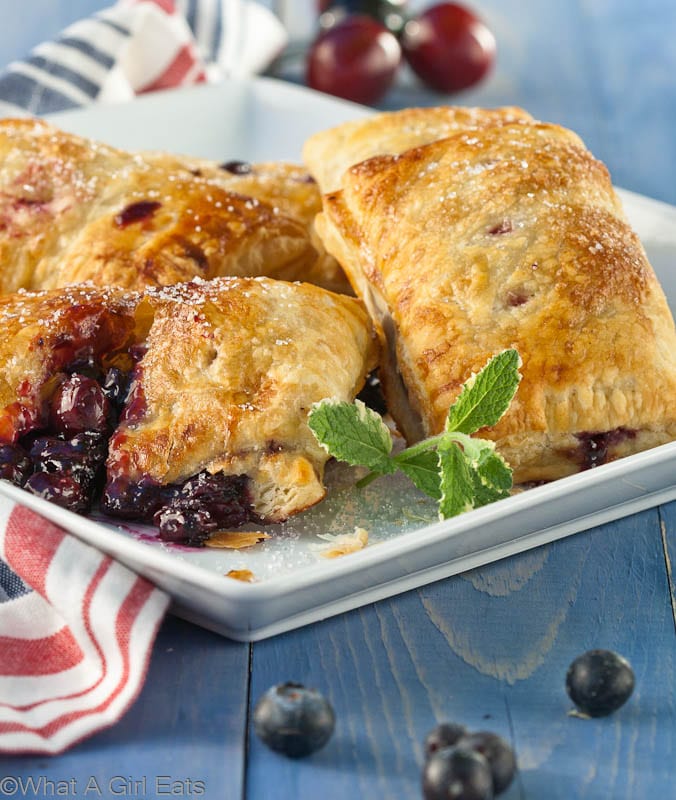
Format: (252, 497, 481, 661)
(94, 14, 132, 38)
(0, 71, 81, 114)
(25, 54, 101, 99)
(0, 8, 132, 115)
(57, 36, 117, 70)
(177, 0, 223, 65)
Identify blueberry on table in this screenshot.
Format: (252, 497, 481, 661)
(422, 746, 494, 800)
(565, 649, 635, 717)
(252, 682, 335, 758)
(455, 732, 516, 795)
(424, 722, 468, 759)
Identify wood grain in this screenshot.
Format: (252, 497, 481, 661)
(247, 512, 675, 799)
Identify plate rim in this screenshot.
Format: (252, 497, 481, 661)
(1, 77, 675, 637)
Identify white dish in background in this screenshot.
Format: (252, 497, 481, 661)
(1, 77, 675, 641)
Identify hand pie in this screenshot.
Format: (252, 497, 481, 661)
(0, 118, 317, 294)
(315, 118, 676, 482)
(0, 278, 377, 544)
(303, 105, 533, 193)
(102, 277, 377, 542)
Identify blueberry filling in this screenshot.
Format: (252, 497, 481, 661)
(575, 427, 636, 469)
(114, 200, 162, 228)
(103, 471, 252, 547)
(0, 360, 254, 544)
(0, 371, 118, 513)
(219, 160, 253, 175)
(0, 444, 30, 485)
(154, 473, 252, 546)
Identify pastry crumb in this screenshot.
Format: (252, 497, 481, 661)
(225, 568, 257, 582)
(206, 530, 270, 549)
(315, 527, 369, 558)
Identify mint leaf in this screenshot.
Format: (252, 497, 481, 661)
(308, 350, 521, 520)
(394, 448, 442, 499)
(308, 399, 395, 474)
(437, 437, 475, 518)
(445, 349, 521, 435)
(466, 441, 513, 507)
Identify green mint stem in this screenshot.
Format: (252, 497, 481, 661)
(396, 430, 475, 462)
(355, 471, 381, 489)
(395, 433, 445, 461)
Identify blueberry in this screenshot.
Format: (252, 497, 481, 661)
(24, 471, 88, 513)
(565, 649, 635, 717)
(0, 443, 30, 486)
(102, 367, 130, 409)
(253, 682, 335, 758)
(422, 746, 494, 800)
(424, 722, 468, 759)
(219, 160, 252, 175)
(49, 375, 111, 435)
(456, 732, 516, 795)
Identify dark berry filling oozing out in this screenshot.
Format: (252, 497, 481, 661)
(0, 368, 122, 513)
(103, 471, 253, 547)
(0, 359, 254, 545)
(575, 427, 636, 469)
(114, 200, 162, 228)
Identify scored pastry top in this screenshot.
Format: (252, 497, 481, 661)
(315, 118, 676, 481)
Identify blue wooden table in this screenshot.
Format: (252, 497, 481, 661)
(1, 1, 675, 798)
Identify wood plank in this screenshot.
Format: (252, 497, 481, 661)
(0, 616, 250, 800)
(246, 510, 674, 799)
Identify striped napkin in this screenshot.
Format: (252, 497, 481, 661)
(0, 505, 169, 754)
(0, 0, 287, 755)
(0, 0, 287, 117)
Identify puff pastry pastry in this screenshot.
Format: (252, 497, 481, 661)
(303, 105, 533, 193)
(102, 277, 376, 537)
(315, 117, 676, 481)
(0, 278, 377, 543)
(0, 118, 322, 294)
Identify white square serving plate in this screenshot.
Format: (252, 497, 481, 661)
(2, 77, 676, 641)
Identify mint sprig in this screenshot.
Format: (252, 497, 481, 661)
(308, 350, 522, 520)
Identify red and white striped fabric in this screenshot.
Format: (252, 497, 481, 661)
(0, 0, 287, 754)
(0, 501, 169, 754)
